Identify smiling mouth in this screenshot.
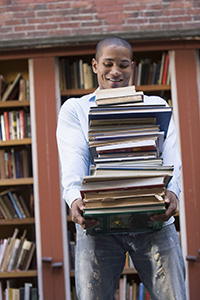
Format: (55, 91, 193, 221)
(107, 78, 122, 82)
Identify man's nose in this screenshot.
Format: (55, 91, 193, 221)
(110, 65, 121, 76)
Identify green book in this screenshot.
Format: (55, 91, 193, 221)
(83, 204, 166, 235)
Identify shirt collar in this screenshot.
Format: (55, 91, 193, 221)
(89, 87, 99, 102)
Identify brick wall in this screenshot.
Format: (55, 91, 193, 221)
(0, 0, 200, 49)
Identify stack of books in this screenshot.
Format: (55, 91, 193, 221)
(81, 86, 173, 234)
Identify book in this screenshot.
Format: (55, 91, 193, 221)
(83, 204, 166, 234)
(30, 287, 38, 300)
(3, 111, 10, 140)
(7, 238, 20, 271)
(81, 175, 170, 195)
(19, 288, 24, 300)
(18, 78, 27, 101)
(90, 165, 174, 177)
(83, 63, 93, 89)
(12, 229, 27, 270)
(1, 193, 18, 219)
(20, 241, 36, 270)
(162, 52, 169, 85)
(0, 228, 19, 272)
(1, 73, 22, 101)
(0, 195, 12, 219)
(83, 186, 165, 205)
(95, 87, 144, 106)
(24, 283, 32, 300)
(17, 240, 35, 270)
(0, 239, 8, 266)
(89, 105, 172, 138)
(7, 191, 23, 219)
(0, 75, 8, 101)
(0, 114, 6, 141)
(12, 192, 29, 218)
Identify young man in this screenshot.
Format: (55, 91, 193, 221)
(57, 37, 186, 300)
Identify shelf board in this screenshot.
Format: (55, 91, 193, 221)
(0, 100, 30, 108)
(61, 85, 171, 96)
(136, 84, 171, 92)
(0, 270, 37, 279)
(0, 177, 34, 186)
(0, 218, 35, 225)
(0, 138, 32, 147)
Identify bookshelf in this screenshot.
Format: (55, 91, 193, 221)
(0, 40, 198, 299)
(0, 60, 37, 297)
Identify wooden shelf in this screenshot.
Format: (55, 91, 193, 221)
(0, 270, 37, 279)
(0, 177, 34, 186)
(136, 84, 171, 92)
(61, 85, 171, 97)
(0, 218, 35, 225)
(0, 100, 30, 108)
(0, 138, 32, 147)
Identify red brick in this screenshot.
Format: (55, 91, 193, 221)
(14, 25, 35, 32)
(59, 22, 81, 29)
(70, 1, 93, 9)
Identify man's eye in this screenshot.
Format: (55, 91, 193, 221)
(104, 63, 113, 68)
(119, 64, 130, 69)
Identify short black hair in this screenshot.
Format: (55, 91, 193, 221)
(95, 36, 133, 61)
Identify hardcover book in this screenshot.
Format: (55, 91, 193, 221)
(83, 205, 166, 234)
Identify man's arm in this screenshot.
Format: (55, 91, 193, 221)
(56, 99, 99, 229)
(152, 116, 181, 222)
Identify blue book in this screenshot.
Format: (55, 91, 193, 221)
(89, 105, 172, 138)
(7, 191, 23, 218)
(139, 282, 144, 300)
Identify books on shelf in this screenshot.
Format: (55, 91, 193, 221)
(0, 110, 31, 141)
(0, 228, 36, 272)
(59, 58, 98, 90)
(4, 284, 38, 300)
(0, 73, 30, 102)
(115, 276, 150, 300)
(132, 51, 170, 86)
(0, 189, 31, 219)
(81, 86, 173, 234)
(0, 148, 31, 180)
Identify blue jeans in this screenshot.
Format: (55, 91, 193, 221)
(75, 224, 186, 300)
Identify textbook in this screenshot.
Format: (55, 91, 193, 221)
(81, 175, 171, 192)
(89, 105, 172, 138)
(90, 165, 174, 177)
(83, 204, 166, 234)
(95, 85, 144, 106)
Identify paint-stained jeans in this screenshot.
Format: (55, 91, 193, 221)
(75, 223, 186, 300)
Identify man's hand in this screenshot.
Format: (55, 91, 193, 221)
(151, 190, 178, 222)
(71, 198, 100, 229)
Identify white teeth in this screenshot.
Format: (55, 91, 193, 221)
(109, 78, 121, 82)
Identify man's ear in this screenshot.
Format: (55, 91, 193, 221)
(92, 58, 98, 74)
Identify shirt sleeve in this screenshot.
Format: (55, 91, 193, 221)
(161, 116, 182, 199)
(56, 100, 90, 208)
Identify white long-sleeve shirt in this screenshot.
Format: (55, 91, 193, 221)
(56, 90, 182, 225)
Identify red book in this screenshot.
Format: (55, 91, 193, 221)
(3, 112, 10, 140)
(162, 52, 169, 85)
(19, 110, 25, 139)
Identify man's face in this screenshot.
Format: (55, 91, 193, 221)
(92, 44, 133, 89)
